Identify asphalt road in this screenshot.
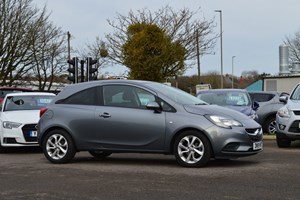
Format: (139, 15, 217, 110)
(0, 140, 299, 200)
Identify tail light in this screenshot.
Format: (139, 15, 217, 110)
(40, 108, 48, 117)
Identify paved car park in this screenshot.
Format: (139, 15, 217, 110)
(0, 139, 299, 200)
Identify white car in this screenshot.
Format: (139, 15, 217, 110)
(0, 92, 55, 151)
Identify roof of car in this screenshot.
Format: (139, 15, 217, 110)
(0, 87, 32, 91)
(197, 88, 247, 94)
(5, 92, 56, 97)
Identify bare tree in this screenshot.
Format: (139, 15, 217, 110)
(78, 37, 109, 78)
(105, 5, 217, 74)
(29, 15, 67, 91)
(284, 31, 300, 64)
(0, 0, 45, 85)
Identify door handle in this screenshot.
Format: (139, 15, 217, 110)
(100, 112, 111, 118)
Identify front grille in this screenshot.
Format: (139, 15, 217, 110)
(288, 120, 300, 133)
(293, 111, 300, 115)
(21, 124, 37, 142)
(245, 128, 263, 141)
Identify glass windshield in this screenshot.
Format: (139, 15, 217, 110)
(146, 82, 207, 105)
(4, 95, 54, 111)
(197, 91, 251, 106)
(290, 84, 300, 100)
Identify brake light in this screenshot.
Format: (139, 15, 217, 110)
(40, 108, 48, 117)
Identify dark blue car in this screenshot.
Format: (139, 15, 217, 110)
(197, 89, 259, 121)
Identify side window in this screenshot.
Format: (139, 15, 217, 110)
(252, 93, 274, 102)
(136, 88, 155, 107)
(103, 85, 141, 108)
(61, 87, 97, 105)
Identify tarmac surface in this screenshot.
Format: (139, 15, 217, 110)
(0, 139, 299, 200)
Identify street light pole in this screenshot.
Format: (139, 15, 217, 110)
(232, 56, 236, 88)
(215, 10, 223, 88)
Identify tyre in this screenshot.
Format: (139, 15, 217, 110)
(174, 130, 211, 167)
(0, 142, 5, 153)
(89, 150, 112, 159)
(264, 116, 277, 135)
(276, 135, 291, 148)
(42, 129, 76, 164)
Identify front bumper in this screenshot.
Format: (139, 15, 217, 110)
(276, 112, 300, 140)
(208, 126, 263, 159)
(1, 124, 38, 147)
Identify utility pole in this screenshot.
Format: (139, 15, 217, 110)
(196, 29, 201, 83)
(67, 32, 71, 60)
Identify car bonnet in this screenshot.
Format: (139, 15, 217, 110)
(184, 104, 254, 123)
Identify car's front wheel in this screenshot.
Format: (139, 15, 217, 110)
(89, 150, 112, 159)
(0, 142, 5, 153)
(276, 136, 291, 148)
(264, 116, 277, 135)
(42, 129, 76, 164)
(174, 130, 211, 167)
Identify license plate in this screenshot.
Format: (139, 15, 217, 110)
(253, 141, 263, 150)
(29, 131, 37, 137)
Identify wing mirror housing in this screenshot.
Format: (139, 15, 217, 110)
(146, 101, 161, 113)
(279, 95, 288, 104)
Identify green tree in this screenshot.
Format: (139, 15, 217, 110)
(105, 6, 217, 80)
(122, 23, 185, 81)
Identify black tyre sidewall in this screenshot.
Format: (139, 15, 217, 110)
(42, 129, 76, 164)
(89, 150, 112, 159)
(276, 135, 291, 148)
(174, 130, 211, 168)
(264, 116, 276, 135)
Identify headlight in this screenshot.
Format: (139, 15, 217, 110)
(277, 106, 290, 118)
(206, 115, 243, 129)
(3, 121, 22, 129)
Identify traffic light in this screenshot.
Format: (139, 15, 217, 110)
(67, 57, 78, 83)
(86, 57, 98, 81)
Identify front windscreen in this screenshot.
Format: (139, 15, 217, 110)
(290, 85, 300, 100)
(197, 91, 251, 106)
(146, 82, 207, 105)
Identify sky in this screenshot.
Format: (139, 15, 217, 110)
(34, 0, 300, 77)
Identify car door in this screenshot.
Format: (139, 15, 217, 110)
(94, 85, 166, 151)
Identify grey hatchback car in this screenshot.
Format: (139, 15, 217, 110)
(37, 80, 263, 167)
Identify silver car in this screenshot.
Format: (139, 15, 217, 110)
(276, 83, 300, 147)
(37, 80, 263, 167)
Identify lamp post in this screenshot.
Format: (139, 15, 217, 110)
(215, 10, 223, 88)
(232, 56, 236, 88)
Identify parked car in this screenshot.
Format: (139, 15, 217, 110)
(196, 89, 259, 121)
(276, 83, 300, 147)
(249, 91, 288, 135)
(37, 80, 263, 167)
(0, 92, 55, 151)
(0, 87, 32, 104)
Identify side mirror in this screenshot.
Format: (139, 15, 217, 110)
(279, 96, 288, 104)
(146, 101, 161, 113)
(252, 101, 259, 111)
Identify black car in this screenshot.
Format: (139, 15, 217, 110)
(248, 91, 288, 134)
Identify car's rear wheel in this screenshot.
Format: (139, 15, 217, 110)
(89, 150, 112, 159)
(276, 136, 291, 148)
(42, 129, 76, 164)
(264, 116, 277, 135)
(174, 130, 211, 167)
